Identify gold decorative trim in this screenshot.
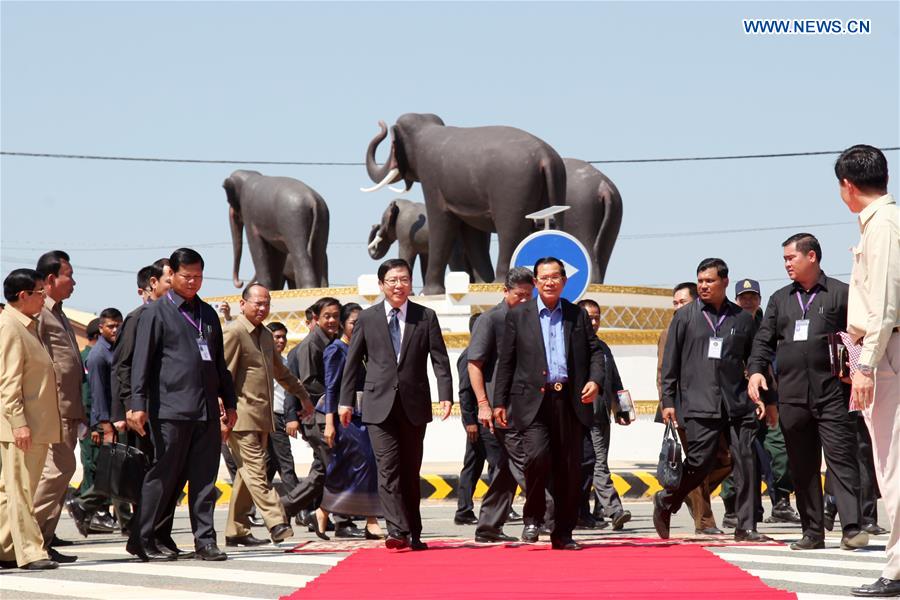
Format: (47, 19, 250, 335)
(464, 283, 670, 297)
(443, 333, 472, 349)
(442, 329, 662, 348)
(205, 286, 359, 303)
(431, 401, 660, 417)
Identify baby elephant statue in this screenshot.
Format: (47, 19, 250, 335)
(367, 199, 493, 283)
(224, 170, 329, 290)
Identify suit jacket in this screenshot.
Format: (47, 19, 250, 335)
(284, 325, 331, 423)
(0, 306, 62, 444)
(494, 298, 605, 430)
(457, 349, 477, 427)
(592, 338, 624, 423)
(223, 315, 309, 432)
(39, 297, 84, 420)
(110, 302, 148, 423)
(339, 300, 453, 426)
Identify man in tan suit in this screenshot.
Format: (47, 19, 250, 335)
(0, 269, 62, 570)
(31, 250, 82, 564)
(223, 283, 313, 546)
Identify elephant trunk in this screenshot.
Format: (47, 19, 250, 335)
(363, 121, 400, 193)
(229, 205, 244, 288)
(367, 224, 390, 259)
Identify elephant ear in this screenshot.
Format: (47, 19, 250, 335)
(223, 175, 240, 212)
(388, 200, 400, 229)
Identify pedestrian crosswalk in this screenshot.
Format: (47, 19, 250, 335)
(0, 543, 347, 600)
(710, 531, 890, 599)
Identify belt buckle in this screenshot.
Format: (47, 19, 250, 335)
(553, 382, 564, 392)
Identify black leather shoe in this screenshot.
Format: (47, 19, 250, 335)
(454, 513, 478, 526)
(21, 559, 58, 570)
(766, 498, 802, 524)
(576, 513, 597, 529)
(127, 543, 175, 562)
(156, 537, 194, 559)
(47, 547, 77, 564)
(695, 527, 725, 535)
(410, 538, 428, 551)
(270, 523, 294, 543)
(88, 512, 116, 534)
(248, 514, 265, 528)
(851, 577, 900, 597)
(364, 528, 385, 540)
(790, 535, 825, 550)
(841, 530, 870, 550)
(335, 526, 365, 539)
(734, 529, 774, 542)
(507, 508, 523, 523)
(385, 535, 410, 550)
(824, 501, 837, 531)
(475, 530, 518, 543)
(225, 534, 269, 547)
(610, 509, 632, 531)
(195, 543, 227, 561)
(722, 512, 738, 529)
(652, 492, 671, 540)
(49, 535, 75, 547)
(521, 524, 540, 543)
(65, 498, 90, 537)
(551, 539, 582, 550)
(864, 523, 890, 536)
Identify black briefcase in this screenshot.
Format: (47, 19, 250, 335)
(656, 422, 683, 491)
(94, 441, 150, 504)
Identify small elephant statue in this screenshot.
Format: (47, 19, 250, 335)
(558, 158, 623, 284)
(224, 170, 329, 290)
(367, 199, 493, 283)
(362, 114, 565, 294)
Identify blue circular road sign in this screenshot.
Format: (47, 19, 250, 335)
(511, 230, 592, 303)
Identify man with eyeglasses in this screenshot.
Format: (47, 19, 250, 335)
(223, 283, 312, 547)
(31, 250, 82, 565)
(493, 258, 605, 550)
(338, 258, 453, 550)
(130, 248, 238, 562)
(0, 269, 62, 570)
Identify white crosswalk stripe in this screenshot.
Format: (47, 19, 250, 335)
(710, 533, 891, 598)
(0, 545, 348, 600)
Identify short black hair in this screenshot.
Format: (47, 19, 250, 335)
(267, 321, 288, 334)
(99, 307, 123, 321)
(36, 250, 71, 278)
(782, 232, 822, 263)
(696, 258, 728, 279)
(577, 299, 601, 313)
(4, 269, 44, 303)
(533, 257, 567, 278)
(468, 312, 481, 333)
(86, 318, 101, 340)
(834, 145, 889, 193)
(304, 306, 317, 322)
(152, 257, 170, 271)
(377, 258, 412, 282)
(137, 265, 157, 290)
(316, 297, 341, 316)
(169, 248, 204, 272)
(340, 302, 362, 324)
(505, 267, 534, 289)
(673, 282, 698, 299)
(241, 282, 268, 300)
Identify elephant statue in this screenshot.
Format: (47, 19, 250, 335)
(224, 170, 329, 290)
(362, 114, 565, 294)
(558, 158, 623, 284)
(367, 199, 493, 282)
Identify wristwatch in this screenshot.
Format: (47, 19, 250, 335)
(858, 364, 874, 376)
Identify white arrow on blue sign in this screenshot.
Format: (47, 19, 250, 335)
(510, 230, 592, 303)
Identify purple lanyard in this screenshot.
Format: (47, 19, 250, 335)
(701, 309, 727, 335)
(795, 291, 817, 318)
(168, 292, 203, 337)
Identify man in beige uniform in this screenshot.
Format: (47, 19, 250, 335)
(223, 283, 314, 546)
(31, 250, 82, 564)
(838, 145, 900, 599)
(0, 269, 62, 570)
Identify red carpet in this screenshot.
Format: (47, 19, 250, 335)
(282, 539, 796, 599)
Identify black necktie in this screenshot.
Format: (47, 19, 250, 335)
(389, 308, 401, 359)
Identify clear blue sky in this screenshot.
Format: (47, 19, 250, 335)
(2, 1, 898, 314)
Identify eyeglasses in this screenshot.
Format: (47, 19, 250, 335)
(244, 300, 270, 309)
(24, 288, 47, 296)
(175, 273, 203, 282)
(536, 275, 564, 284)
(382, 277, 411, 287)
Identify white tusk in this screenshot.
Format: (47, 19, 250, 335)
(389, 182, 412, 194)
(360, 168, 400, 193)
(368, 233, 384, 251)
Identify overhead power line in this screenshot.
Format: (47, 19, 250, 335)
(2, 147, 897, 166)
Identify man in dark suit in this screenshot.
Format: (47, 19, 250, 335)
(338, 258, 453, 550)
(130, 248, 237, 561)
(493, 257, 605, 550)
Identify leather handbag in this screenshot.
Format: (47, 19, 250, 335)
(656, 422, 683, 491)
(93, 440, 150, 504)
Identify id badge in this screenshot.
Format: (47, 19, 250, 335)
(708, 337, 723, 359)
(197, 339, 212, 361)
(793, 319, 810, 342)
